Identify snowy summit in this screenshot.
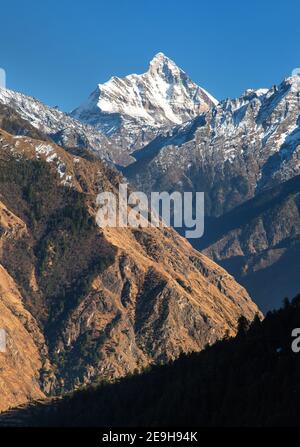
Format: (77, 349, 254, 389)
(71, 52, 218, 131)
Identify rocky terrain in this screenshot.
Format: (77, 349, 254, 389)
(125, 75, 300, 217)
(123, 74, 300, 310)
(197, 175, 300, 311)
(0, 115, 260, 412)
(0, 89, 115, 162)
(1, 292, 299, 427)
(0, 264, 46, 411)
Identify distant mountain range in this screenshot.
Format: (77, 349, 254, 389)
(0, 53, 217, 166)
(72, 52, 217, 128)
(125, 75, 300, 215)
(122, 71, 300, 310)
(0, 87, 115, 161)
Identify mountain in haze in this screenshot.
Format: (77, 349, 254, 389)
(198, 175, 300, 311)
(0, 110, 259, 412)
(71, 52, 218, 164)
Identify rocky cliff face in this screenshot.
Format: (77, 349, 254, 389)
(0, 122, 260, 410)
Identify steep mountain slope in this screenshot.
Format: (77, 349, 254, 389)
(126, 75, 300, 217)
(0, 103, 50, 141)
(0, 263, 46, 412)
(0, 193, 52, 411)
(0, 88, 115, 161)
(3, 293, 299, 427)
(196, 175, 300, 311)
(0, 126, 260, 411)
(71, 52, 217, 164)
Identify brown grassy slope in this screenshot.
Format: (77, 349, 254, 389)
(0, 264, 45, 411)
(0, 128, 261, 406)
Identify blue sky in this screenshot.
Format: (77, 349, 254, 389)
(0, 0, 299, 111)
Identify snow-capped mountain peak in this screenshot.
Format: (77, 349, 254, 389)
(71, 52, 218, 132)
(148, 52, 183, 78)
